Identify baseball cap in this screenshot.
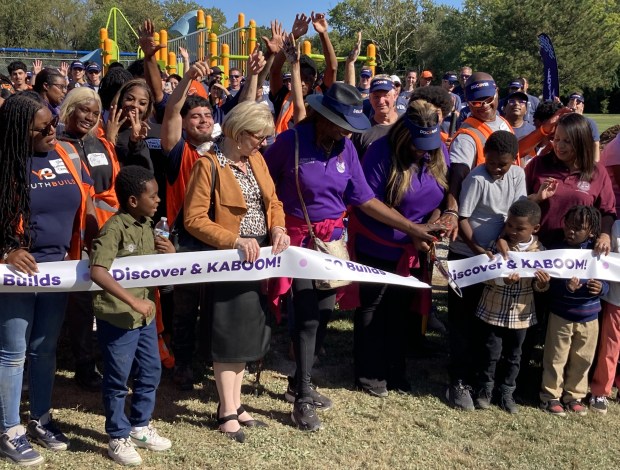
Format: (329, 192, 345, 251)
(443, 73, 458, 83)
(390, 75, 401, 85)
(421, 70, 433, 79)
(360, 68, 372, 78)
(465, 79, 497, 101)
(282, 72, 292, 80)
(86, 63, 101, 73)
(70, 61, 85, 70)
(210, 66, 222, 75)
(506, 91, 528, 102)
(569, 93, 584, 103)
(508, 80, 523, 89)
(370, 77, 394, 93)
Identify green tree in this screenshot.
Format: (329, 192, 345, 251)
(457, 0, 620, 96)
(328, 0, 425, 72)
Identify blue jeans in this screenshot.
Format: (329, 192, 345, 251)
(0, 292, 68, 431)
(97, 318, 161, 438)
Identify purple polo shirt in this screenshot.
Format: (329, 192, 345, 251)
(265, 123, 375, 222)
(525, 152, 616, 246)
(354, 136, 449, 260)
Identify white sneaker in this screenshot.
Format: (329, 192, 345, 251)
(129, 425, 171, 451)
(108, 437, 142, 466)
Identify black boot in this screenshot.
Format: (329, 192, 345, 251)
(474, 382, 494, 410)
(499, 385, 518, 414)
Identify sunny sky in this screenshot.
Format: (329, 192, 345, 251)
(199, 0, 463, 29)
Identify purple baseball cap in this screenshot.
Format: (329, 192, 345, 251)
(465, 79, 497, 101)
(369, 77, 394, 93)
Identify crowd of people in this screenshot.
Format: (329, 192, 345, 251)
(0, 11, 619, 467)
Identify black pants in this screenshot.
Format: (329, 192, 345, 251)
(354, 252, 412, 385)
(447, 250, 484, 385)
(66, 291, 96, 368)
(476, 318, 527, 389)
(171, 283, 208, 366)
(291, 278, 336, 399)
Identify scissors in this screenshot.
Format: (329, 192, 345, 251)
(428, 242, 463, 297)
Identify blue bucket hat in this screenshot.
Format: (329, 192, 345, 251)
(306, 83, 371, 133)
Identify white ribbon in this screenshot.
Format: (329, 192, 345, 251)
(447, 249, 620, 288)
(0, 246, 429, 293)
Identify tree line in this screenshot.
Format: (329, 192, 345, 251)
(1, 0, 619, 111)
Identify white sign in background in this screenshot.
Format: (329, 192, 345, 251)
(0, 246, 430, 293)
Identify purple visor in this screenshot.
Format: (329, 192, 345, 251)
(404, 118, 442, 151)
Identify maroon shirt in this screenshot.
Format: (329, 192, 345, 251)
(525, 152, 616, 246)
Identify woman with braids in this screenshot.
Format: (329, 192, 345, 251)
(348, 100, 452, 397)
(0, 93, 95, 465)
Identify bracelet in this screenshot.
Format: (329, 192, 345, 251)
(272, 226, 287, 234)
(443, 210, 458, 217)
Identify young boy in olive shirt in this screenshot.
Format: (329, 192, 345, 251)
(90, 166, 174, 466)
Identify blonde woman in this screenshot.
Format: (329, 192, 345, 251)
(184, 101, 289, 443)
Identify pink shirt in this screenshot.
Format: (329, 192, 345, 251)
(525, 152, 616, 246)
(600, 135, 620, 217)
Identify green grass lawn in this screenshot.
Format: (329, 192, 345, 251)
(5, 292, 620, 470)
(585, 113, 619, 133)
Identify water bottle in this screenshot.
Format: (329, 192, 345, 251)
(154, 217, 170, 239)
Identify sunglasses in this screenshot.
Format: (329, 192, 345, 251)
(230, 75, 241, 79)
(33, 116, 59, 136)
(507, 99, 527, 106)
(468, 95, 495, 108)
(460, 74, 471, 80)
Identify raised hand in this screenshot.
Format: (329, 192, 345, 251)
(178, 46, 189, 61)
(311, 12, 328, 34)
(347, 32, 362, 62)
(261, 20, 285, 56)
(104, 104, 127, 144)
(282, 33, 300, 64)
(58, 62, 69, 77)
(139, 19, 164, 59)
(291, 13, 310, 40)
(186, 61, 210, 80)
(32, 59, 43, 75)
(247, 46, 266, 75)
(127, 109, 150, 142)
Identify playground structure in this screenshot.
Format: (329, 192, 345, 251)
(1, 8, 377, 86)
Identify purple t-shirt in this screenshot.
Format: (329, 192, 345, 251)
(29, 150, 90, 262)
(265, 124, 375, 222)
(355, 136, 449, 259)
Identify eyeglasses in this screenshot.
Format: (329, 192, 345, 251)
(507, 99, 527, 106)
(49, 83, 68, 92)
(33, 116, 59, 136)
(468, 95, 495, 108)
(248, 131, 267, 144)
(230, 75, 241, 79)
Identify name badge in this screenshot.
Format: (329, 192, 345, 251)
(87, 153, 108, 167)
(49, 158, 69, 174)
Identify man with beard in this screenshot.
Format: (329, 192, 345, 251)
(161, 61, 215, 391)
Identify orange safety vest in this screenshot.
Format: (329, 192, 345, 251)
(452, 116, 520, 167)
(166, 141, 201, 224)
(275, 91, 295, 136)
(57, 137, 120, 227)
(54, 144, 88, 260)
